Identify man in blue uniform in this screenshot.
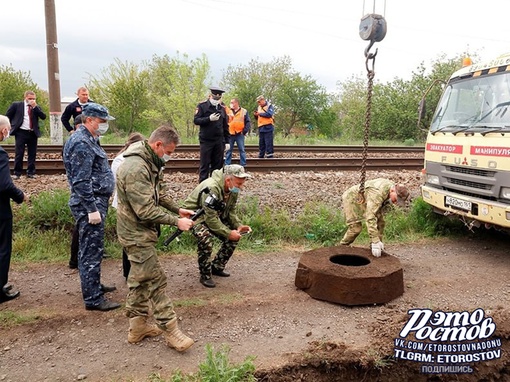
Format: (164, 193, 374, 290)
(194, 87, 230, 183)
(63, 103, 120, 311)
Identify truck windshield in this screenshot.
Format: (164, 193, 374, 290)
(430, 71, 510, 133)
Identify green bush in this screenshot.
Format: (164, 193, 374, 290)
(404, 138, 416, 146)
(164, 344, 256, 382)
(11, 190, 468, 264)
(405, 197, 465, 237)
(146, 344, 256, 382)
(15, 189, 74, 231)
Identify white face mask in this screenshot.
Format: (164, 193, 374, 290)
(97, 122, 109, 135)
(162, 154, 172, 162)
(210, 99, 220, 107)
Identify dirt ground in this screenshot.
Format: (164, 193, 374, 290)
(1, 234, 509, 382)
(1, 170, 509, 381)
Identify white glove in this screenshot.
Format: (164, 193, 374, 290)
(88, 211, 101, 225)
(371, 241, 383, 257)
(209, 113, 220, 121)
(224, 143, 231, 152)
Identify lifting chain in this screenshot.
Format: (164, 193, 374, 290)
(358, 58, 375, 203)
(357, 10, 386, 204)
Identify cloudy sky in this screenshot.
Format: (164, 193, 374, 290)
(1, 0, 509, 98)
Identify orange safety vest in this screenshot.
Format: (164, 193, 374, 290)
(257, 103, 274, 127)
(228, 107, 247, 134)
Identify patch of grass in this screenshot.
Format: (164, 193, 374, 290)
(383, 197, 465, 242)
(11, 190, 468, 265)
(15, 189, 74, 231)
(173, 298, 206, 308)
(195, 344, 256, 382)
(216, 293, 243, 305)
(149, 344, 256, 382)
(12, 226, 71, 263)
(365, 348, 395, 370)
(0, 310, 44, 328)
(296, 202, 347, 246)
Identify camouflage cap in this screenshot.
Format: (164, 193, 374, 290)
(395, 184, 410, 206)
(82, 103, 115, 120)
(224, 164, 252, 179)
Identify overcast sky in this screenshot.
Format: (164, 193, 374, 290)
(1, 0, 509, 98)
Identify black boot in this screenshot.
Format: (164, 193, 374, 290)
(212, 267, 230, 277)
(0, 286, 20, 303)
(200, 276, 216, 288)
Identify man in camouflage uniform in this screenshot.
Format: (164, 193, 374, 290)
(182, 164, 252, 288)
(63, 103, 120, 311)
(116, 125, 195, 352)
(340, 178, 409, 257)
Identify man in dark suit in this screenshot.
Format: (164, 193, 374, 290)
(0, 115, 26, 303)
(6, 91, 47, 179)
(61, 87, 92, 134)
(194, 87, 230, 183)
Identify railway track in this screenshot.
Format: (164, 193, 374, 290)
(6, 144, 425, 174)
(2, 144, 424, 155)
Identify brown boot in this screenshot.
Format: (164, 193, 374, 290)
(163, 318, 194, 352)
(128, 316, 163, 344)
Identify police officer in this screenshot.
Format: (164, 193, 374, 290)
(63, 103, 120, 311)
(194, 87, 230, 183)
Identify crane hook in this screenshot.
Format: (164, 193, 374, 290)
(359, 13, 387, 58)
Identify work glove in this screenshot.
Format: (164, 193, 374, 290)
(88, 211, 101, 225)
(371, 241, 384, 257)
(209, 113, 220, 121)
(224, 143, 231, 152)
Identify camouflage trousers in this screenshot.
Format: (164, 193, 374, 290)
(192, 223, 237, 279)
(340, 198, 384, 245)
(124, 244, 176, 328)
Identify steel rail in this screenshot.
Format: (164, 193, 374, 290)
(1, 144, 424, 155)
(11, 157, 424, 175)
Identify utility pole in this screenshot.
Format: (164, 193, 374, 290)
(44, 0, 62, 144)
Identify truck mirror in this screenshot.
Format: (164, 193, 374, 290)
(418, 99, 426, 120)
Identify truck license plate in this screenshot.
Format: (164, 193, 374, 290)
(445, 196, 472, 211)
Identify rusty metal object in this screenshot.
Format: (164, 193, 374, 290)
(295, 245, 404, 306)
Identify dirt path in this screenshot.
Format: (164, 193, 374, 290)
(1, 235, 509, 382)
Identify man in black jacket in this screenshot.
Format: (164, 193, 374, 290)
(0, 115, 27, 303)
(61, 87, 92, 134)
(194, 87, 230, 183)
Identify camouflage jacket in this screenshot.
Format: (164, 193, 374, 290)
(182, 168, 241, 239)
(342, 178, 393, 242)
(115, 141, 180, 247)
(63, 126, 114, 212)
